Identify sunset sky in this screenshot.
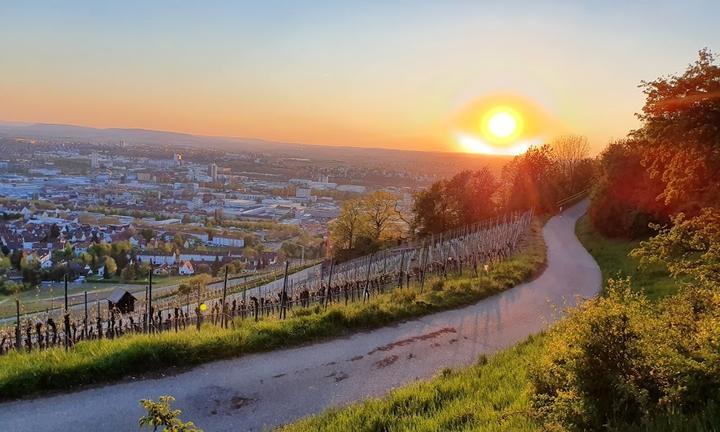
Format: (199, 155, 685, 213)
(1, 1, 718, 154)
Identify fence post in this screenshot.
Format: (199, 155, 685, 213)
(96, 299, 102, 340)
(363, 254, 373, 302)
(15, 299, 21, 350)
(242, 275, 248, 320)
(196, 281, 202, 331)
(143, 285, 148, 333)
(420, 243, 427, 293)
(83, 290, 88, 340)
(398, 250, 405, 289)
(280, 261, 289, 319)
(148, 262, 153, 333)
(325, 260, 334, 309)
(63, 274, 70, 351)
(221, 266, 228, 328)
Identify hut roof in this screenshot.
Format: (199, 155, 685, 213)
(107, 287, 135, 304)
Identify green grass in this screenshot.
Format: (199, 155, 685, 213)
(0, 222, 546, 400)
(575, 214, 679, 300)
(281, 334, 546, 432)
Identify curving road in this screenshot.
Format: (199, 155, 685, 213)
(0, 200, 601, 432)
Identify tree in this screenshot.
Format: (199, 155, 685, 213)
(329, 198, 367, 250)
(242, 234, 258, 248)
(631, 208, 720, 288)
(550, 134, 592, 193)
(88, 242, 111, 258)
(220, 260, 245, 275)
(445, 168, 498, 226)
(590, 50, 720, 238)
(174, 234, 186, 250)
(20, 257, 41, 287)
(500, 145, 561, 214)
(49, 223, 61, 239)
(412, 167, 502, 237)
(413, 182, 453, 237)
(0, 279, 24, 296)
(362, 191, 404, 241)
(633, 49, 720, 214)
(120, 265, 137, 282)
(195, 263, 212, 275)
(140, 228, 155, 243)
(46, 263, 69, 282)
(79, 252, 93, 265)
(10, 250, 23, 270)
(104, 256, 117, 278)
(242, 247, 258, 264)
(0, 254, 10, 271)
(590, 139, 670, 238)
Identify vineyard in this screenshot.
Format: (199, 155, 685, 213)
(0, 210, 533, 354)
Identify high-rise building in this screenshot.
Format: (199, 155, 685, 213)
(209, 163, 218, 181)
(90, 152, 100, 169)
(173, 153, 183, 167)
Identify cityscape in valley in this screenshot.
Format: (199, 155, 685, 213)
(1, 2, 719, 432)
(0, 128, 510, 321)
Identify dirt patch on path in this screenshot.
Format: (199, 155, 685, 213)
(367, 327, 457, 355)
(374, 355, 400, 369)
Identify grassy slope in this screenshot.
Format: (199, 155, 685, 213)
(282, 335, 545, 432)
(575, 215, 678, 300)
(280, 214, 683, 432)
(0, 222, 546, 400)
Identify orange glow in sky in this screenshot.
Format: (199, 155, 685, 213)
(453, 94, 562, 155)
(1, 2, 716, 154)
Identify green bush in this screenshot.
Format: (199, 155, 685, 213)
(531, 278, 720, 431)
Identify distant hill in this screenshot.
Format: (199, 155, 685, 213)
(0, 121, 512, 176)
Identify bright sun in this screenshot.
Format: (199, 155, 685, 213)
(487, 111, 517, 138)
(480, 106, 524, 144)
(454, 94, 549, 156)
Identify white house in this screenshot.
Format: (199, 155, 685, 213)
(211, 236, 245, 248)
(137, 253, 177, 266)
(39, 253, 54, 269)
(178, 253, 219, 263)
(178, 261, 195, 275)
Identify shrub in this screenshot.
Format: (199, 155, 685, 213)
(531, 279, 720, 431)
(139, 395, 202, 431)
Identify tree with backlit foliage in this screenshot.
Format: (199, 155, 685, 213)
(591, 49, 720, 238)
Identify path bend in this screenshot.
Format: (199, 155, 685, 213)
(0, 200, 601, 432)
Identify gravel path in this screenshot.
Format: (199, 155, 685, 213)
(0, 200, 601, 432)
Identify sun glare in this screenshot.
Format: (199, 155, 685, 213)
(481, 106, 524, 144)
(457, 133, 539, 156)
(487, 111, 517, 138)
(452, 94, 557, 155)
